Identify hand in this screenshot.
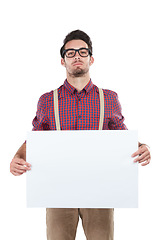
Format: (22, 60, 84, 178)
(10, 156, 31, 176)
(131, 144, 151, 166)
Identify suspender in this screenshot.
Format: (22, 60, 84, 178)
(53, 88, 61, 131)
(98, 88, 104, 130)
(53, 88, 104, 131)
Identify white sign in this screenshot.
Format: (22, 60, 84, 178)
(26, 130, 138, 208)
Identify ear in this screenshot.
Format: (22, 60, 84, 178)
(61, 58, 66, 67)
(89, 56, 94, 66)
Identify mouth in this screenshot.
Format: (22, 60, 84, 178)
(72, 61, 83, 66)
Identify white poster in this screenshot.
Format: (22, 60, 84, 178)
(26, 130, 138, 208)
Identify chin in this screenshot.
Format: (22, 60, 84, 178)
(74, 68, 89, 76)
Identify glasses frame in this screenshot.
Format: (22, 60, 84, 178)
(62, 48, 92, 58)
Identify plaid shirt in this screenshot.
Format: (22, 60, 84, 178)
(32, 79, 127, 131)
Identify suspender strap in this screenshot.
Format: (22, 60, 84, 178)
(53, 88, 104, 131)
(98, 88, 104, 130)
(53, 89, 61, 130)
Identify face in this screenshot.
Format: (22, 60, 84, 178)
(61, 40, 94, 78)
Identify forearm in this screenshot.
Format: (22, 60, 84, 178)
(14, 142, 26, 161)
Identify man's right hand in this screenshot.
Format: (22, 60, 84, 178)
(10, 156, 31, 176)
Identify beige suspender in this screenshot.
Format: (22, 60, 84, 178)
(53, 88, 61, 130)
(53, 88, 104, 131)
(98, 88, 104, 130)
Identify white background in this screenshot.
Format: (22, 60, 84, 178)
(0, 0, 159, 239)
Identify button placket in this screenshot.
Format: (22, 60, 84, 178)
(77, 93, 82, 128)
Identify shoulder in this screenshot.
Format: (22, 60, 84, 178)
(38, 84, 64, 104)
(102, 89, 118, 98)
(38, 90, 53, 104)
(102, 89, 120, 107)
(102, 89, 119, 105)
(94, 84, 118, 99)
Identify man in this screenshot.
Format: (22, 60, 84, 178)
(10, 30, 151, 240)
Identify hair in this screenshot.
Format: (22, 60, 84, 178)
(60, 30, 93, 58)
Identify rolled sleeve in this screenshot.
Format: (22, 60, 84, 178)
(109, 92, 127, 130)
(32, 94, 50, 131)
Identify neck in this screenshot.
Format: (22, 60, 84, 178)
(66, 72, 90, 92)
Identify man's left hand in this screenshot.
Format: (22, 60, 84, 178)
(132, 144, 151, 166)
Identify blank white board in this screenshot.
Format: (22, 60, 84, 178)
(26, 130, 138, 208)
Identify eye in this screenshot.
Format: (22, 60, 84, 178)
(66, 50, 75, 57)
(79, 49, 88, 56)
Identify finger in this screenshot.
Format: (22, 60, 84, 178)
(10, 162, 31, 172)
(24, 162, 31, 167)
(15, 164, 31, 171)
(12, 171, 23, 176)
(137, 151, 150, 162)
(131, 149, 141, 158)
(133, 156, 140, 163)
(134, 154, 151, 165)
(13, 158, 31, 167)
(132, 145, 148, 158)
(10, 163, 31, 174)
(10, 166, 26, 174)
(141, 159, 150, 166)
(134, 153, 150, 163)
(14, 168, 27, 174)
(13, 158, 26, 165)
(133, 153, 143, 162)
(140, 145, 151, 156)
(139, 154, 150, 163)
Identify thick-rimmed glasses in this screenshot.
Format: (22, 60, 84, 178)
(62, 48, 92, 58)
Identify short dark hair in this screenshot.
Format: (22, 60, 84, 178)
(60, 30, 93, 58)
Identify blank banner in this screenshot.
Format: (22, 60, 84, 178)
(26, 130, 138, 208)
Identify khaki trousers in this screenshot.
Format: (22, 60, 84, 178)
(46, 208, 114, 240)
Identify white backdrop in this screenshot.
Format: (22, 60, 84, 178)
(0, 0, 159, 239)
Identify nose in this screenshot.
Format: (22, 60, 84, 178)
(74, 50, 81, 59)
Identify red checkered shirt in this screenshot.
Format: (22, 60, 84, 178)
(32, 79, 127, 131)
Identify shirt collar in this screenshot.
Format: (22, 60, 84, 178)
(64, 79, 94, 95)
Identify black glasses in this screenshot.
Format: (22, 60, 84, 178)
(62, 48, 92, 58)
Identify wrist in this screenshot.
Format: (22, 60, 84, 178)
(138, 142, 150, 148)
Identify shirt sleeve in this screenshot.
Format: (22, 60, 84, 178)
(109, 92, 128, 130)
(32, 94, 50, 131)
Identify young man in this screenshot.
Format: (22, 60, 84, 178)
(10, 30, 151, 240)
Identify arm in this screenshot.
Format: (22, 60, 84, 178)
(106, 91, 151, 166)
(107, 91, 128, 130)
(10, 93, 49, 176)
(109, 92, 151, 166)
(10, 142, 31, 176)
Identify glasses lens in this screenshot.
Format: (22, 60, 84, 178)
(79, 48, 89, 57)
(66, 50, 76, 58)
